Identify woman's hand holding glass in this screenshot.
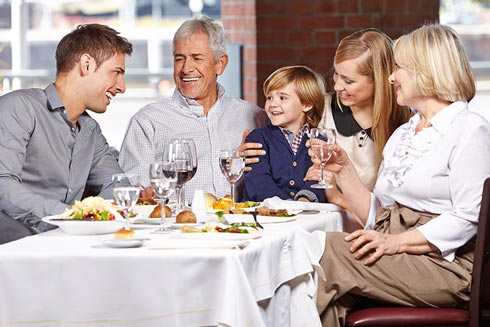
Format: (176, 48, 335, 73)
(150, 162, 177, 233)
(112, 173, 141, 230)
(309, 128, 336, 189)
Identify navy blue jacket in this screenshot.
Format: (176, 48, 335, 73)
(242, 123, 326, 202)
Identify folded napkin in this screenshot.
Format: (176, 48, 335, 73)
(263, 196, 342, 212)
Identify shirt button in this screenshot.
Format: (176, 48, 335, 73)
(289, 180, 295, 186)
(290, 191, 295, 196)
(71, 127, 75, 132)
(292, 161, 297, 167)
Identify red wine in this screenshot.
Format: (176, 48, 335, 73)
(188, 166, 198, 180)
(177, 169, 192, 186)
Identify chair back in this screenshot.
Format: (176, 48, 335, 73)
(469, 177, 490, 327)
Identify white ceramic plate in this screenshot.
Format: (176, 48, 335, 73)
(141, 217, 176, 225)
(43, 216, 125, 235)
(132, 205, 157, 218)
(101, 238, 148, 248)
(173, 231, 261, 241)
(223, 213, 297, 224)
(169, 222, 204, 229)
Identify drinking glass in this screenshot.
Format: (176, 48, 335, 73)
(112, 173, 141, 230)
(150, 162, 177, 233)
(310, 128, 336, 189)
(179, 138, 198, 209)
(219, 149, 245, 209)
(165, 140, 193, 213)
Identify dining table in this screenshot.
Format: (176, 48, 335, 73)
(0, 209, 347, 327)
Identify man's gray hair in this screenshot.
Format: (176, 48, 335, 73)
(173, 16, 227, 63)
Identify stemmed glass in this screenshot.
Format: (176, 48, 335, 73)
(165, 140, 193, 213)
(219, 149, 245, 209)
(179, 138, 198, 209)
(112, 173, 141, 230)
(150, 161, 177, 233)
(310, 128, 337, 189)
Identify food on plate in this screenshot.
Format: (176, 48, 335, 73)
(59, 196, 121, 220)
(137, 197, 157, 205)
(204, 193, 218, 210)
(149, 204, 172, 218)
(176, 210, 197, 224)
(114, 228, 135, 240)
(181, 222, 258, 234)
(235, 201, 261, 209)
(212, 195, 232, 210)
(255, 208, 294, 217)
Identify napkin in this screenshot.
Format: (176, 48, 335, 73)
(263, 196, 342, 212)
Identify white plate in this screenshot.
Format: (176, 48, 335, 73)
(173, 231, 261, 241)
(141, 217, 176, 225)
(132, 205, 157, 218)
(223, 213, 297, 224)
(43, 216, 125, 235)
(169, 222, 204, 229)
(101, 238, 148, 248)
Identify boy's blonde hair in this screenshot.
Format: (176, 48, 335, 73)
(264, 65, 326, 127)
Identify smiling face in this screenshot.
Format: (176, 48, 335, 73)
(388, 66, 419, 107)
(333, 57, 375, 111)
(173, 32, 227, 112)
(265, 82, 312, 134)
(84, 52, 127, 114)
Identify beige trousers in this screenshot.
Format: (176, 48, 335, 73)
(316, 203, 474, 327)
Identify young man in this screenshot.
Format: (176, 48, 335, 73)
(0, 24, 133, 243)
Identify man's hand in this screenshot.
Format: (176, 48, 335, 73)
(238, 129, 266, 172)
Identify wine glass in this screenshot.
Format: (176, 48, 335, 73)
(165, 140, 193, 213)
(150, 161, 177, 233)
(219, 149, 245, 209)
(112, 173, 141, 230)
(310, 128, 336, 189)
(179, 138, 198, 209)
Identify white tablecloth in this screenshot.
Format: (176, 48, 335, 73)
(0, 212, 345, 327)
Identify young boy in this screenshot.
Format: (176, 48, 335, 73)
(243, 65, 326, 202)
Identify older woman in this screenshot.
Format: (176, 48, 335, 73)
(311, 24, 490, 326)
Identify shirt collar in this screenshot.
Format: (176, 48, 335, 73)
(44, 83, 64, 112)
(331, 94, 372, 138)
(278, 122, 310, 137)
(429, 101, 468, 136)
(172, 83, 225, 117)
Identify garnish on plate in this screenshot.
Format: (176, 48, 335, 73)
(59, 196, 122, 221)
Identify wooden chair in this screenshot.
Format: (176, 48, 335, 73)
(345, 178, 490, 327)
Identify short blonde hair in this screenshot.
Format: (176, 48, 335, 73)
(263, 65, 326, 127)
(393, 24, 475, 102)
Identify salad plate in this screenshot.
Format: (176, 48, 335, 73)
(43, 216, 124, 235)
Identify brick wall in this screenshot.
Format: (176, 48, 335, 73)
(222, 0, 440, 106)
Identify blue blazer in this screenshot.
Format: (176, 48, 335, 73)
(242, 123, 326, 202)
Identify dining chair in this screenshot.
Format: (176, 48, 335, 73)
(344, 177, 490, 327)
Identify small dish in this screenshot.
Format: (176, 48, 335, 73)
(141, 217, 176, 225)
(101, 238, 148, 248)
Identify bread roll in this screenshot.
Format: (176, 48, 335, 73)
(149, 204, 172, 218)
(114, 228, 135, 240)
(176, 210, 197, 224)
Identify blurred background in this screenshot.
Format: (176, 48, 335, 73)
(0, 0, 489, 150)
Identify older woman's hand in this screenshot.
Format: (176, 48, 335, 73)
(344, 229, 401, 266)
(238, 129, 266, 172)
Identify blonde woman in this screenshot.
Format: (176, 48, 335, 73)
(315, 24, 490, 326)
(317, 29, 411, 209)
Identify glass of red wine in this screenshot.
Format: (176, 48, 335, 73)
(165, 139, 193, 214)
(179, 138, 198, 208)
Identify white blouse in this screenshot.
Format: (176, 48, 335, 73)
(366, 101, 490, 261)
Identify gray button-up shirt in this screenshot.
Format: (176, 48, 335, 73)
(0, 84, 123, 226)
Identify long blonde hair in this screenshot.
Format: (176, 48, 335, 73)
(334, 28, 411, 159)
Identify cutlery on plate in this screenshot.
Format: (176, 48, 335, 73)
(249, 211, 264, 229)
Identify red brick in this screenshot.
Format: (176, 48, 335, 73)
(286, 1, 313, 14)
(257, 30, 288, 45)
(361, 0, 385, 13)
(288, 31, 313, 47)
(386, 0, 408, 13)
(338, 0, 358, 13)
(312, 0, 336, 14)
(300, 15, 344, 29)
(314, 31, 336, 46)
(347, 14, 373, 28)
(258, 16, 299, 30)
(256, 1, 287, 15)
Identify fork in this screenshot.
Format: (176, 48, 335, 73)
(249, 211, 264, 229)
